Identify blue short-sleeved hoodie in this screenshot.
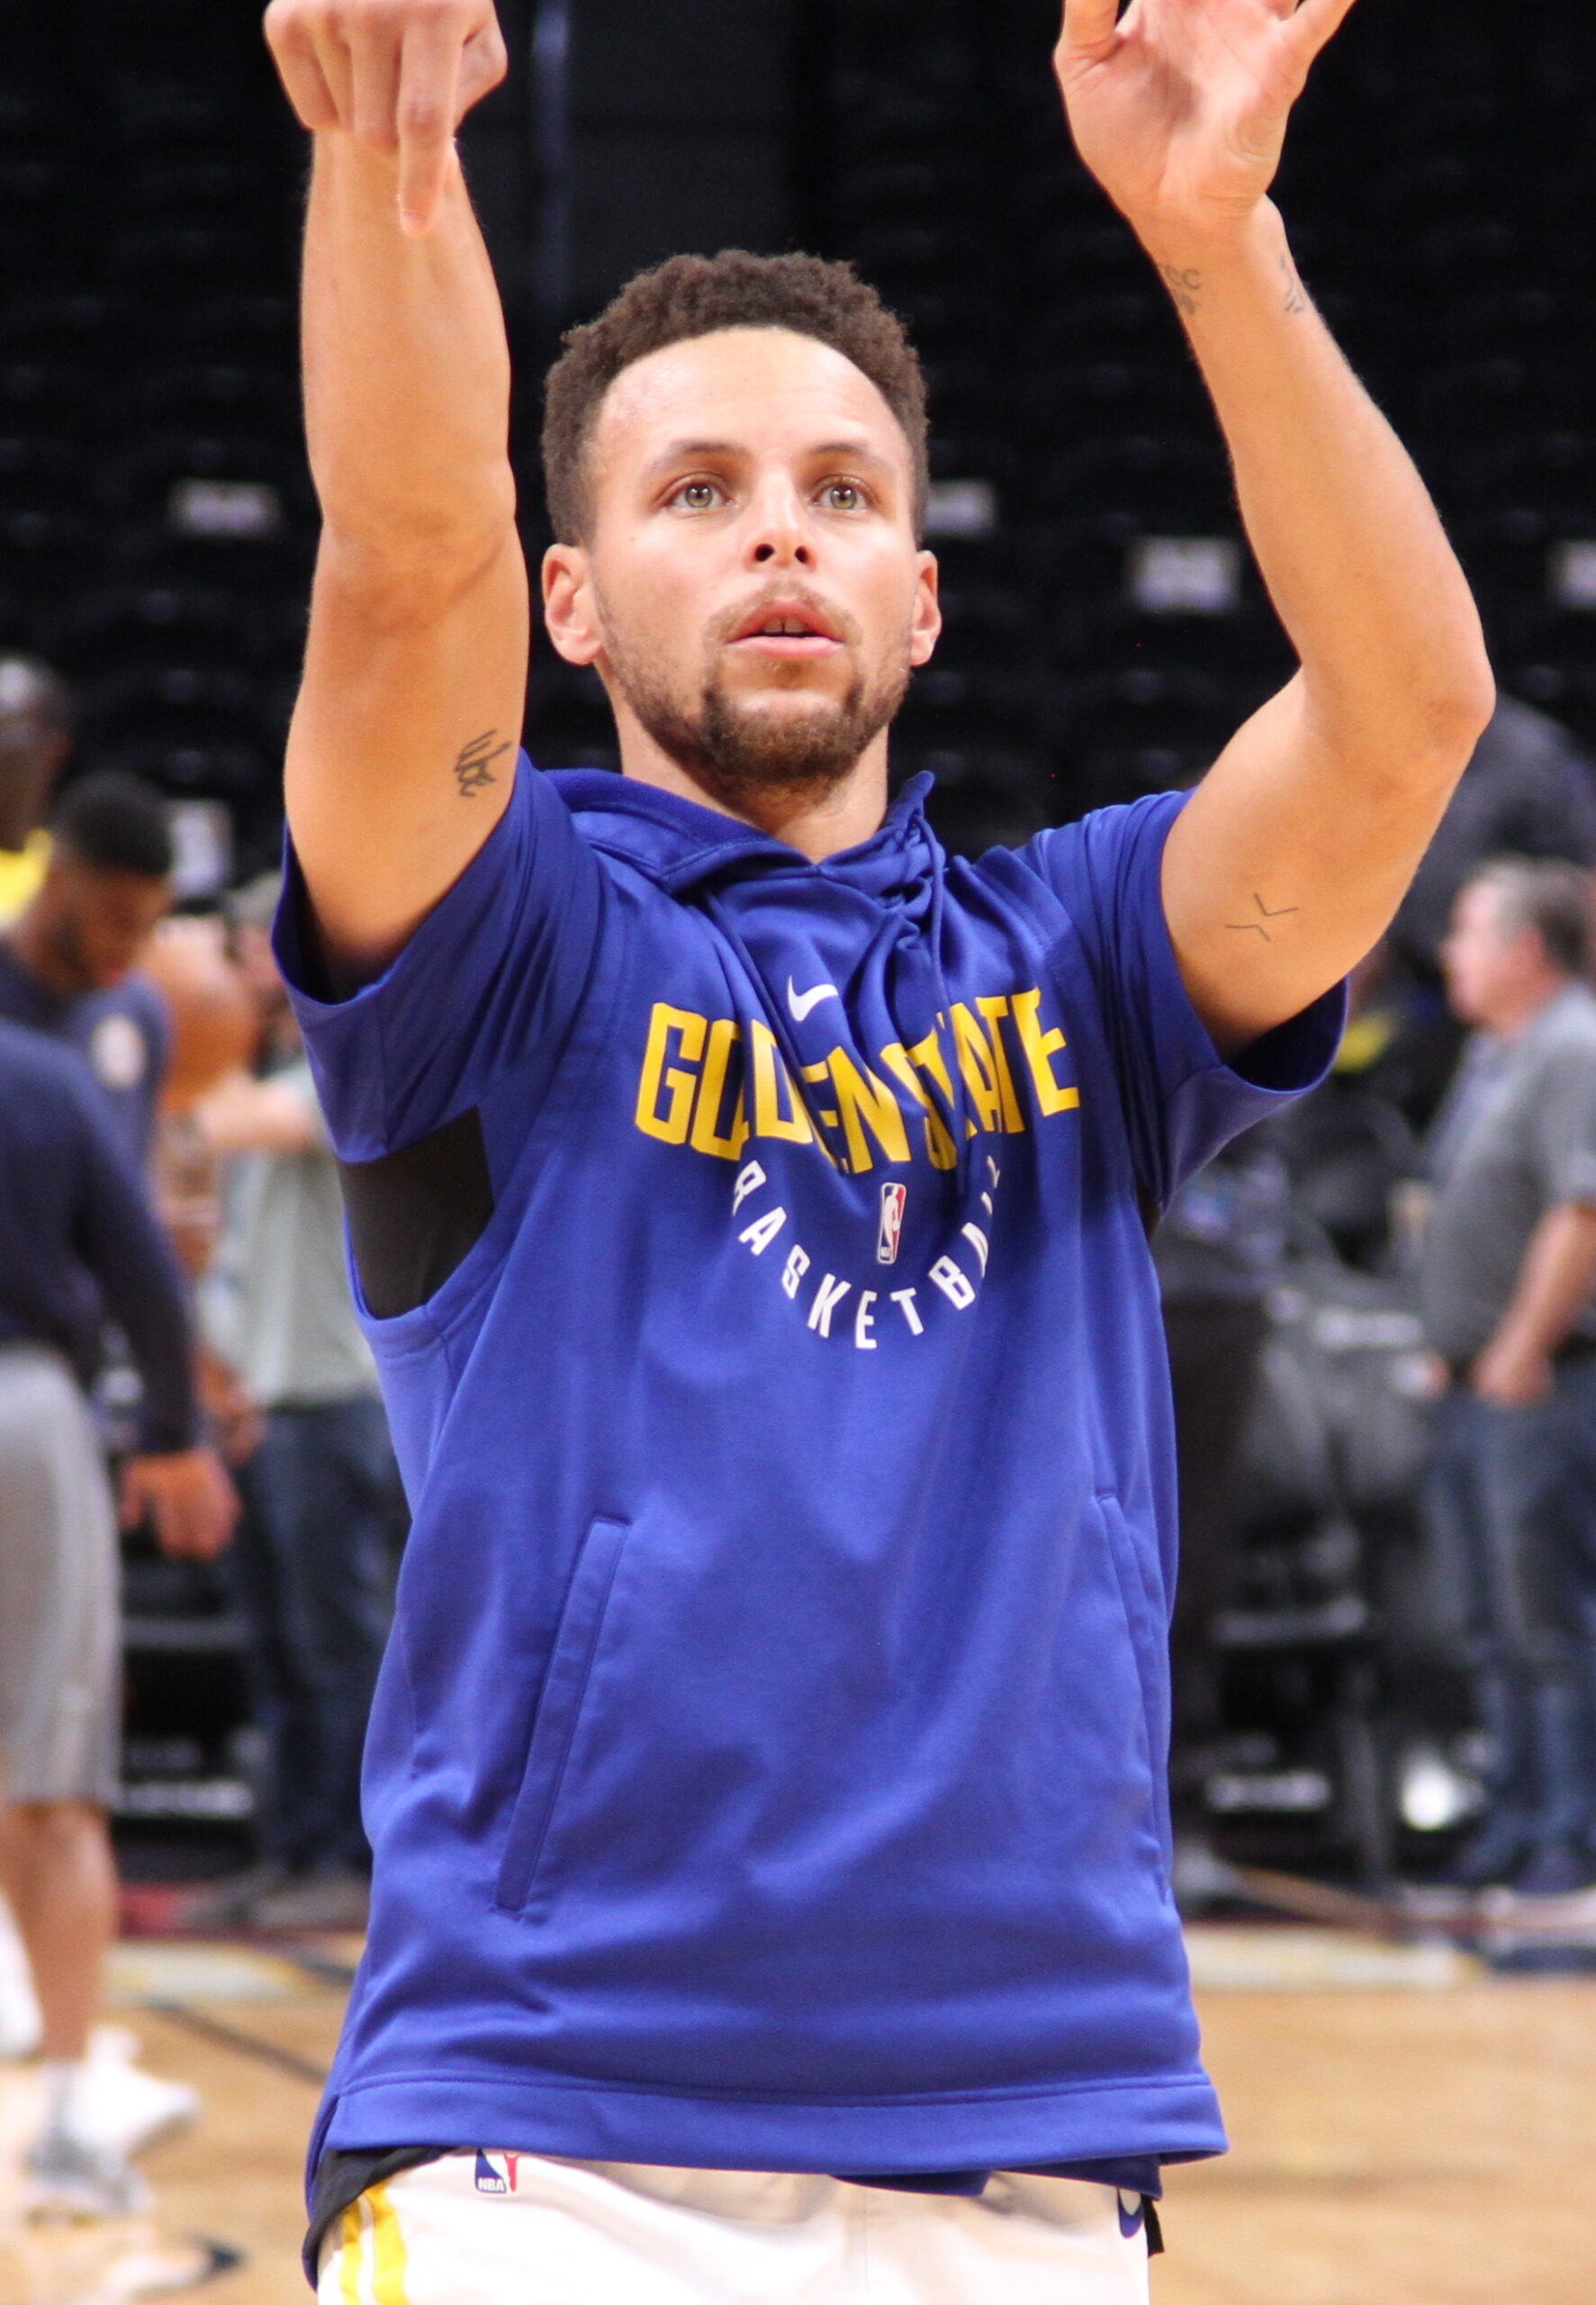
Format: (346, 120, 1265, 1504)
(277, 760, 1341, 2186)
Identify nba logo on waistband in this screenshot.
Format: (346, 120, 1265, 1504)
(473, 2152, 523, 2193)
(877, 1182, 907, 1265)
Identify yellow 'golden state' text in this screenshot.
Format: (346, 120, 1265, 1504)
(633, 992, 1079, 1173)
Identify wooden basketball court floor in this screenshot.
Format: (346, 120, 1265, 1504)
(0, 1925, 1591, 2303)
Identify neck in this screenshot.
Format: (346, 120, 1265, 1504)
(611, 714, 892, 863)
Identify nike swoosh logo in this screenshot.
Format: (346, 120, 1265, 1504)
(787, 977, 841, 1022)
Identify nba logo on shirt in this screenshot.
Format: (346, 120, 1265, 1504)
(877, 1182, 907, 1265)
(474, 2151, 521, 2194)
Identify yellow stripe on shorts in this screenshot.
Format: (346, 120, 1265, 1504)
(370, 2183, 410, 2305)
(338, 2202, 363, 2305)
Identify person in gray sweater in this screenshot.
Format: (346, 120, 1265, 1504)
(1421, 858, 1596, 1896)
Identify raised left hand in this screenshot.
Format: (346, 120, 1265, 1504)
(1055, 0, 1358, 249)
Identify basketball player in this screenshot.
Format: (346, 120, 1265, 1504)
(262, 0, 1492, 2295)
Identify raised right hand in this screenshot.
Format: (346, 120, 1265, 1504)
(264, 0, 509, 234)
(1055, 0, 1357, 254)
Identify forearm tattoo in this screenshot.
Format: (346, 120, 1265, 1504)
(1158, 263, 1204, 318)
(1279, 255, 1308, 316)
(1225, 894, 1300, 942)
(454, 728, 512, 798)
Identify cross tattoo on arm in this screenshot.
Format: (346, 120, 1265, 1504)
(454, 728, 513, 799)
(1225, 893, 1300, 942)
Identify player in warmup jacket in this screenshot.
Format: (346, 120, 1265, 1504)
(261, 1, 1494, 2298)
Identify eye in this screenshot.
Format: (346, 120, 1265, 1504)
(818, 479, 869, 513)
(669, 478, 726, 511)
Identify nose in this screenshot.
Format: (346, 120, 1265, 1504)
(744, 477, 815, 571)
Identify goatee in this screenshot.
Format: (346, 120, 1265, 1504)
(603, 609, 910, 813)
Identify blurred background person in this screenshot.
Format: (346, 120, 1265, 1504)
(1258, 702, 1596, 1274)
(0, 771, 175, 1167)
(1419, 859, 1596, 1897)
(0, 762, 179, 2156)
(0, 765, 257, 2188)
(141, 915, 270, 1463)
(0, 664, 76, 2067)
(0, 1017, 236, 2218)
(184, 872, 401, 1933)
(0, 656, 73, 928)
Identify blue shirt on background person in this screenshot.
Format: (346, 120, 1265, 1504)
(0, 1019, 194, 1451)
(0, 942, 169, 1170)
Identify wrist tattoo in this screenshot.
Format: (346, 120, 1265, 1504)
(1280, 255, 1308, 317)
(1158, 263, 1204, 317)
(1225, 894, 1300, 941)
(454, 728, 512, 799)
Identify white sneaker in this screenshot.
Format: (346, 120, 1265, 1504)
(72, 2029, 201, 2159)
(23, 2127, 152, 2221)
(0, 1890, 42, 2059)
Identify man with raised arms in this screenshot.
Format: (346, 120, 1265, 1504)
(263, 0, 1491, 2296)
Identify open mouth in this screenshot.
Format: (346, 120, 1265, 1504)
(726, 601, 845, 658)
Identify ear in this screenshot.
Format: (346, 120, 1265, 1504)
(542, 541, 603, 667)
(909, 550, 942, 669)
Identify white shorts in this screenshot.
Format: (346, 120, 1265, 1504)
(318, 2152, 1151, 2305)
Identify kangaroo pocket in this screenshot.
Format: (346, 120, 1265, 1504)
(494, 1514, 632, 1916)
(479, 1490, 1186, 2096)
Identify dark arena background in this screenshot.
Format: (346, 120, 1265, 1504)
(0, 1, 1592, 2298)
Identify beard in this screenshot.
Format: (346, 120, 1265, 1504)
(600, 592, 912, 814)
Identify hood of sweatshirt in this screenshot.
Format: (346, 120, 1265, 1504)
(548, 769, 975, 1186)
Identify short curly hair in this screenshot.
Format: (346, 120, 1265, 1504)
(541, 249, 930, 546)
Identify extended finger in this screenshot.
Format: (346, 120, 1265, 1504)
(306, 3, 358, 129)
(347, 5, 403, 149)
(264, 2, 343, 131)
(347, 35, 401, 149)
(396, 7, 464, 232)
(1057, 0, 1123, 64)
(1285, 0, 1360, 63)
